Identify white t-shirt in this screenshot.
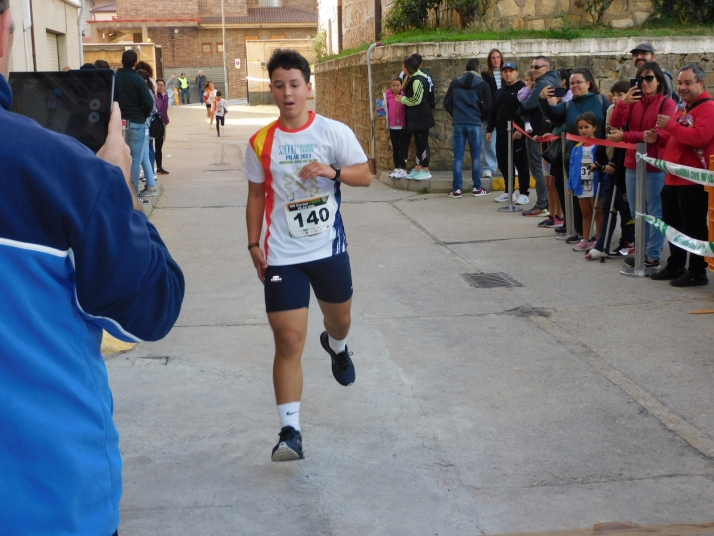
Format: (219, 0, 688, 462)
(580, 146, 594, 198)
(244, 112, 368, 266)
(205, 89, 217, 106)
(213, 99, 228, 116)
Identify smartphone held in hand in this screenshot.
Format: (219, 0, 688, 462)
(9, 70, 115, 153)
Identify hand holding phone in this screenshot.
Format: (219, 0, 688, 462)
(552, 87, 568, 98)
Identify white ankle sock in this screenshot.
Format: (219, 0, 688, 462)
(328, 334, 347, 354)
(277, 402, 300, 432)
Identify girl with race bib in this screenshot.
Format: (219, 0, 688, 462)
(568, 113, 609, 252)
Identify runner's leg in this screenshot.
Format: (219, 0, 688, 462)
(268, 308, 308, 405)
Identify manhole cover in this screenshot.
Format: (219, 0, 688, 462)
(462, 273, 522, 289)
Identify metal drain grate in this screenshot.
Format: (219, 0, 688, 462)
(462, 272, 522, 289)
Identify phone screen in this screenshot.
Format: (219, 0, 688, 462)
(630, 77, 643, 91)
(552, 87, 568, 98)
(9, 70, 115, 153)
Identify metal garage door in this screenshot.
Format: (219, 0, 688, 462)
(46, 32, 60, 71)
(170, 67, 226, 103)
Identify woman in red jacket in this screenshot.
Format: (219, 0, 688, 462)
(608, 62, 676, 268)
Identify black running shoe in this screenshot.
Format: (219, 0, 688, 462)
(320, 331, 355, 386)
(624, 256, 659, 268)
(554, 225, 567, 234)
(670, 270, 708, 287)
(650, 265, 685, 281)
(271, 426, 304, 462)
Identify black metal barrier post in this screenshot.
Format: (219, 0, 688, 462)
(621, 143, 657, 277)
(499, 121, 523, 213)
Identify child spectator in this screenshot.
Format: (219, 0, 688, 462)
(213, 91, 228, 137)
(385, 77, 408, 178)
(517, 72, 535, 133)
(585, 80, 635, 259)
(204, 82, 216, 126)
(568, 113, 608, 252)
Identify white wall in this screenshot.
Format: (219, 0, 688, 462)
(317, 0, 339, 54)
(7, 0, 82, 72)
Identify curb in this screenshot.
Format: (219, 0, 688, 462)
(138, 181, 164, 217)
(376, 172, 536, 194)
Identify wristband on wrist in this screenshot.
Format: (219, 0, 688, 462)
(248, 242, 260, 250)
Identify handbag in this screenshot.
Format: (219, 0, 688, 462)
(542, 138, 562, 164)
(149, 114, 165, 139)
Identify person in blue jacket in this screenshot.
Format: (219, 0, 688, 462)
(0, 2, 185, 534)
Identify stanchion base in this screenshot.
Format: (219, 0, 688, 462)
(620, 267, 658, 278)
(498, 205, 523, 213)
(554, 235, 568, 241)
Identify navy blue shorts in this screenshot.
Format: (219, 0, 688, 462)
(264, 252, 353, 313)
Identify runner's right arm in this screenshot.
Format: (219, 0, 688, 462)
(245, 144, 268, 282)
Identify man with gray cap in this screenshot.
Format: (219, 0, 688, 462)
(630, 42, 679, 103)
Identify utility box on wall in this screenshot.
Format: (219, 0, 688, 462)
(246, 39, 316, 109)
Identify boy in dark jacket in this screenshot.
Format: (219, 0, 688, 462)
(444, 58, 492, 198)
(487, 61, 531, 203)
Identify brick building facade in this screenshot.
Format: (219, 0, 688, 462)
(90, 0, 318, 99)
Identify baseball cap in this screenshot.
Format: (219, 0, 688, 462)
(502, 61, 518, 71)
(630, 43, 656, 55)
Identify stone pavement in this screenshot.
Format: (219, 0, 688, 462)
(108, 104, 714, 535)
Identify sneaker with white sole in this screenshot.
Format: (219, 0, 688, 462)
(393, 169, 408, 178)
(515, 194, 530, 205)
(271, 426, 304, 462)
(388, 169, 400, 178)
(413, 170, 432, 180)
(448, 189, 462, 198)
(320, 331, 355, 386)
(482, 170, 493, 178)
(495, 192, 510, 203)
(472, 187, 490, 197)
(572, 239, 589, 252)
(406, 169, 419, 179)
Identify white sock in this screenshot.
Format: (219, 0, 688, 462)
(328, 334, 347, 354)
(277, 402, 300, 432)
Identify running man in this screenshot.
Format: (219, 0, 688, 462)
(244, 49, 372, 462)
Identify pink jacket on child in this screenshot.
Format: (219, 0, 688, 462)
(386, 90, 406, 129)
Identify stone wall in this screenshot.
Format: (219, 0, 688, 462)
(340, 0, 654, 51)
(315, 38, 714, 172)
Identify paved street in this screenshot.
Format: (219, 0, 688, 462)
(109, 103, 714, 535)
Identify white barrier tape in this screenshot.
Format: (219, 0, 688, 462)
(638, 212, 714, 257)
(636, 153, 714, 187)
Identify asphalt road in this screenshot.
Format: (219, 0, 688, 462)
(108, 102, 714, 535)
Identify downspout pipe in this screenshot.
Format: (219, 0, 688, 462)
(366, 41, 382, 175)
(77, 0, 85, 66)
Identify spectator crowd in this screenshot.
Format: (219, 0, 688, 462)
(384, 43, 714, 287)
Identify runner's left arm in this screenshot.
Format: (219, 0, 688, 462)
(244, 144, 268, 282)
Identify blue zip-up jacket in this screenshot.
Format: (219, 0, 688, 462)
(0, 74, 185, 535)
(443, 71, 492, 126)
(568, 142, 608, 196)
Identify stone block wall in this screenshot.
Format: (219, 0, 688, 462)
(340, 0, 655, 51)
(315, 38, 714, 172)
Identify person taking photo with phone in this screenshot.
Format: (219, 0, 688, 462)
(608, 62, 675, 269)
(0, 1, 186, 534)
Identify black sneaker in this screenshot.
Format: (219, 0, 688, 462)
(271, 426, 304, 462)
(320, 331, 355, 386)
(670, 270, 709, 287)
(554, 224, 567, 235)
(650, 265, 686, 281)
(565, 234, 582, 244)
(624, 256, 660, 268)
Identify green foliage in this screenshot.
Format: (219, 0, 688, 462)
(309, 30, 329, 61)
(447, 0, 495, 29)
(573, 0, 616, 25)
(653, 0, 714, 24)
(385, 0, 431, 33)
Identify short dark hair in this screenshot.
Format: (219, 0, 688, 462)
(391, 77, 402, 84)
(636, 62, 668, 96)
(79, 63, 97, 70)
(267, 49, 311, 84)
(576, 112, 599, 128)
(121, 49, 138, 69)
(94, 59, 111, 69)
(216, 90, 222, 96)
(411, 53, 423, 65)
(610, 80, 630, 94)
(403, 56, 419, 75)
(534, 55, 550, 65)
(135, 60, 154, 78)
(570, 68, 600, 94)
(0, 0, 9, 14)
(466, 58, 480, 72)
(680, 63, 706, 83)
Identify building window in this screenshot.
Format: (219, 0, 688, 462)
(217, 43, 224, 53)
(202, 43, 212, 54)
(259, 0, 281, 6)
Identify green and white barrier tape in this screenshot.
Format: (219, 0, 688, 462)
(636, 153, 714, 187)
(638, 212, 714, 257)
